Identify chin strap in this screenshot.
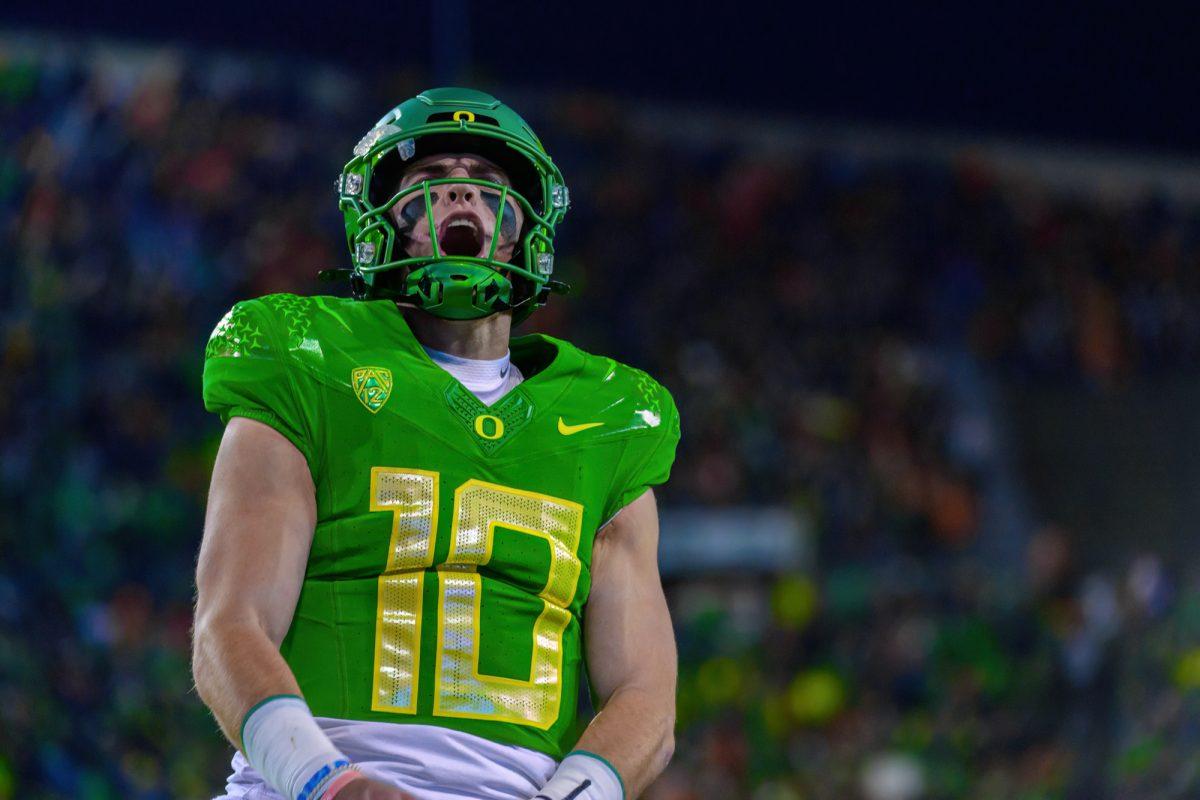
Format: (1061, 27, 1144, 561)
(317, 268, 372, 300)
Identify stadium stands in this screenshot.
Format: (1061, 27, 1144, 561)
(2, 39, 1199, 799)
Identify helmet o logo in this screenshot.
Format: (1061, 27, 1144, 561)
(453, 110, 476, 123)
(474, 414, 504, 440)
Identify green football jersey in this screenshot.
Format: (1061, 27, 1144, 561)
(202, 293, 680, 759)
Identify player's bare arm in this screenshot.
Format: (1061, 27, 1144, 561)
(574, 489, 677, 797)
(192, 416, 313, 744)
(194, 418, 410, 799)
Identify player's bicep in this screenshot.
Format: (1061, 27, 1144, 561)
(585, 490, 677, 705)
(195, 416, 317, 644)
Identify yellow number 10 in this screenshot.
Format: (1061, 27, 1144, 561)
(368, 467, 584, 730)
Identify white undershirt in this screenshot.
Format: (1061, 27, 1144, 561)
(421, 345, 525, 406)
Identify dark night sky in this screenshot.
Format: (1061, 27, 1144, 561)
(5, 1, 1199, 154)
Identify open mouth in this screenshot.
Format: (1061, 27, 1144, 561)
(438, 212, 485, 257)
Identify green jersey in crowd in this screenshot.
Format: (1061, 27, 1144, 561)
(201, 293, 680, 759)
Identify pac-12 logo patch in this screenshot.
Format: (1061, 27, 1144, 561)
(352, 366, 393, 413)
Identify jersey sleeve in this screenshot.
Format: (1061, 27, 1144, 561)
(602, 380, 681, 523)
(202, 299, 317, 466)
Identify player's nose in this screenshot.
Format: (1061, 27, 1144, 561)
(444, 167, 475, 205)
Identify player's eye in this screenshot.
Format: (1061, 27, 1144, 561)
(402, 170, 442, 187)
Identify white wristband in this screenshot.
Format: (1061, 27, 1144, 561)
(241, 695, 352, 800)
(533, 751, 625, 800)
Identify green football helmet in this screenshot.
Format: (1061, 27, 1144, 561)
(334, 87, 570, 322)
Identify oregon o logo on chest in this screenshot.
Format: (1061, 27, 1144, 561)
(473, 414, 504, 440)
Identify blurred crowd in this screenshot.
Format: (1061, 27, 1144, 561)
(2, 39, 1200, 799)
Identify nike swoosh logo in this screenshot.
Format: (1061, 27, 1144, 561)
(558, 418, 605, 435)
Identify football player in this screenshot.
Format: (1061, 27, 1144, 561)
(192, 88, 681, 800)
